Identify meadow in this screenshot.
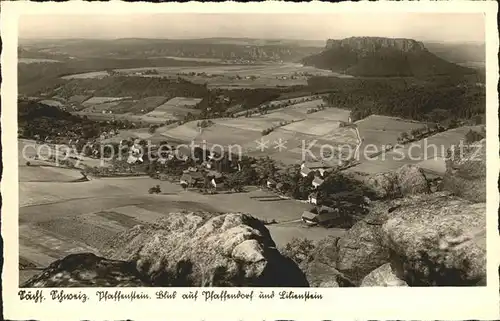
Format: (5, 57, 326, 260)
(19, 153, 345, 284)
(63, 63, 339, 89)
(145, 97, 203, 120)
(347, 125, 482, 175)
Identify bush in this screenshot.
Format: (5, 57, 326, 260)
(148, 185, 161, 194)
(261, 128, 274, 136)
(465, 129, 485, 144)
(280, 238, 316, 266)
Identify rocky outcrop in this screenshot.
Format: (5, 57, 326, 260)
(326, 37, 426, 53)
(302, 37, 473, 77)
(21, 253, 149, 287)
(366, 164, 430, 199)
(334, 191, 486, 287)
(336, 204, 391, 284)
(382, 194, 486, 286)
(302, 236, 355, 287)
(360, 263, 408, 287)
(443, 138, 486, 203)
(396, 164, 431, 195)
(105, 212, 308, 287)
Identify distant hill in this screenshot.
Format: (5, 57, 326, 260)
(302, 37, 476, 77)
(19, 38, 322, 62)
(424, 41, 485, 64)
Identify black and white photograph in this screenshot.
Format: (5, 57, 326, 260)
(2, 1, 498, 320)
(15, 10, 489, 288)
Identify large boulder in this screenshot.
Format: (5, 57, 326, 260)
(21, 253, 149, 287)
(361, 263, 408, 287)
(395, 164, 431, 195)
(366, 164, 429, 199)
(382, 193, 486, 286)
(336, 195, 429, 285)
(301, 236, 355, 287)
(443, 139, 486, 202)
(106, 212, 308, 287)
(336, 205, 390, 285)
(366, 171, 399, 199)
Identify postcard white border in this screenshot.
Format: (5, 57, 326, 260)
(2, 1, 499, 320)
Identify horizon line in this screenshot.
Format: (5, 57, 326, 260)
(18, 36, 486, 44)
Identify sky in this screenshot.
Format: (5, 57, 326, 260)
(18, 13, 485, 43)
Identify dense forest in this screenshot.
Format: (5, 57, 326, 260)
(26, 76, 210, 101)
(18, 57, 221, 96)
(18, 101, 136, 141)
(308, 75, 485, 124)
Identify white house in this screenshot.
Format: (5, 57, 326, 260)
(308, 192, 318, 205)
(312, 176, 324, 189)
(300, 163, 311, 177)
(267, 179, 277, 189)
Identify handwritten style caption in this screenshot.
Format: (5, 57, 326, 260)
(18, 289, 323, 304)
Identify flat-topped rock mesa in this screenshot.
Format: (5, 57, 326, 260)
(302, 36, 474, 77)
(325, 37, 426, 54)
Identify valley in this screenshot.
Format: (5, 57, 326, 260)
(17, 35, 487, 288)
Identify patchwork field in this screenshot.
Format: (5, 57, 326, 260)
(62, 71, 109, 80)
(19, 58, 62, 64)
(19, 166, 84, 183)
(145, 97, 202, 119)
(347, 125, 482, 175)
(19, 162, 334, 285)
(73, 111, 169, 124)
(39, 99, 63, 108)
(82, 96, 130, 106)
(356, 115, 430, 147)
(212, 117, 282, 132)
(63, 62, 346, 89)
(161, 107, 360, 164)
(281, 119, 341, 136)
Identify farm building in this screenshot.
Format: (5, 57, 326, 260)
(307, 161, 331, 177)
(127, 154, 143, 164)
(301, 206, 339, 226)
(267, 179, 277, 189)
(312, 176, 324, 189)
(308, 192, 318, 205)
(300, 163, 312, 177)
(180, 172, 204, 188)
(301, 211, 317, 225)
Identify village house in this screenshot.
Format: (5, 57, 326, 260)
(127, 154, 143, 164)
(301, 210, 317, 225)
(301, 205, 338, 226)
(300, 163, 311, 177)
(312, 176, 324, 189)
(202, 160, 212, 169)
(267, 178, 277, 189)
(180, 171, 204, 189)
(307, 161, 330, 177)
(308, 192, 318, 205)
(207, 170, 225, 190)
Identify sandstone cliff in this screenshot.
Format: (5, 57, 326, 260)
(326, 37, 426, 54)
(302, 36, 474, 77)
